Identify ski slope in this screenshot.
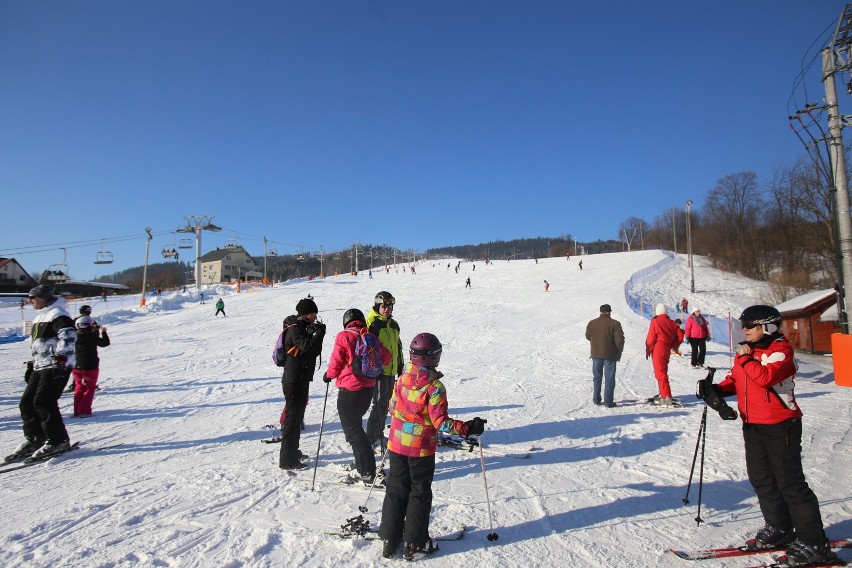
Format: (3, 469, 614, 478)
(0, 250, 849, 568)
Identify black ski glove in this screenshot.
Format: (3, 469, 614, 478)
(322, 372, 333, 384)
(464, 417, 487, 437)
(24, 361, 33, 384)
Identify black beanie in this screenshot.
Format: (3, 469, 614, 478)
(296, 298, 318, 315)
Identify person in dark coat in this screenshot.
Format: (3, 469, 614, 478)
(71, 316, 110, 417)
(584, 304, 624, 408)
(279, 297, 326, 470)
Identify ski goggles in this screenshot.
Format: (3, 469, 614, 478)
(741, 321, 761, 330)
(379, 299, 395, 307)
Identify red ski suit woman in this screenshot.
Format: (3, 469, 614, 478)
(645, 313, 680, 399)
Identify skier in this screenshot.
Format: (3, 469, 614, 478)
(199, 292, 205, 305)
(323, 309, 391, 485)
(464, 277, 471, 288)
(685, 307, 710, 368)
(67, 304, 98, 393)
(680, 297, 688, 315)
(279, 297, 326, 470)
(697, 305, 837, 567)
(671, 319, 685, 357)
(379, 333, 486, 560)
(214, 298, 226, 317)
(645, 304, 680, 406)
(6, 285, 76, 462)
(544, 279, 550, 292)
(578, 260, 583, 270)
(71, 316, 110, 418)
(365, 292, 404, 453)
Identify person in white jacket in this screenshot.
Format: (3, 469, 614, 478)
(5, 285, 76, 462)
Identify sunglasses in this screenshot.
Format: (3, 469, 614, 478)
(741, 322, 761, 330)
(380, 303, 394, 309)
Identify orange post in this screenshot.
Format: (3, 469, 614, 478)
(830, 333, 852, 387)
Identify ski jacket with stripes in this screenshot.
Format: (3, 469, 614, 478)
(30, 297, 76, 371)
(387, 363, 468, 458)
(326, 321, 390, 392)
(366, 307, 404, 377)
(717, 333, 802, 425)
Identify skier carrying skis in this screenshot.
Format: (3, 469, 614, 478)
(323, 309, 391, 485)
(6, 285, 76, 462)
(279, 297, 326, 470)
(697, 305, 837, 567)
(645, 304, 680, 406)
(379, 332, 486, 560)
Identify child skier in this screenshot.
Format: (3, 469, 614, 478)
(323, 308, 390, 485)
(379, 332, 486, 560)
(71, 316, 110, 417)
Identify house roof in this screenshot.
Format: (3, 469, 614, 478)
(775, 288, 837, 315)
(200, 246, 253, 262)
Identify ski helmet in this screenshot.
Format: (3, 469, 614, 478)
(739, 305, 782, 332)
(343, 308, 365, 328)
(409, 333, 442, 367)
(374, 291, 395, 309)
(75, 316, 96, 329)
(80, 304, 92, 315)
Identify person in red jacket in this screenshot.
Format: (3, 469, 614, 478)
(323, 309, 390, 485)
(645, 304, 680, 406)
(698, 305, 835, 567)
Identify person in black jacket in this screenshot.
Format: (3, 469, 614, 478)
(279, 297, 326, 470)
(71, 316, 110, 418)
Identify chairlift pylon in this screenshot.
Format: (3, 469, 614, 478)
(94, 241, 114, 265)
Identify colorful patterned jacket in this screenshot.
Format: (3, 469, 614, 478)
(30, 296, 76, 371)
(387, 363, 468, 457)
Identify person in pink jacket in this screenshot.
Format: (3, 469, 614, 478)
(684, 307, 711, 368)
(645, 304, 680, 406)
(322, 308, 390, 485)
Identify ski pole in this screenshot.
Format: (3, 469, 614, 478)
(311, 380, 331, 492)
(694, 405, 707, 527)
(358, 447, 390, 513)
(477, 437, 499, 541)
(682, 404, 706, 506)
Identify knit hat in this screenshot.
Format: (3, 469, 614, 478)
(600, 304, 611, 314)
(80, 305, 92, 315)
(296, 297, 318, 315)
(28, 285, 54, 300)
(655, 303, 666, 316)
(75, 316, 96, 329)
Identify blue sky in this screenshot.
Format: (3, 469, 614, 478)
(0, 1, 847, 280)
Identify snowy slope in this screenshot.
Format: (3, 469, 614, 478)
(0, 251, 849, 568)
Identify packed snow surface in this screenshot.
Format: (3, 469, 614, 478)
(0, 251, 849, 567)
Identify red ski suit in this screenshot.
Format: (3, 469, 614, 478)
(645, 314, 680, 398)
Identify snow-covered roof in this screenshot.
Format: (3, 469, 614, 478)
(775, 288, 837, 314)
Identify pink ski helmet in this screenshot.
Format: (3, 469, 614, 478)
(409, 333, 442, 367)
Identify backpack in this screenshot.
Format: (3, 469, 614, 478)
(273, 332, 286, 367)
(348, 329, 383, 378)
(273, 321, 300, 367)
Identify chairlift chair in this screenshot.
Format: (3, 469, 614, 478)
(225, 238, 240, 251)
(94, 241, 114, 265)
(178, 237, 193, 249)
(46, 248, 69, 283)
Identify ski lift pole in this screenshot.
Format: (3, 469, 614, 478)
(141, 228, 152, 307)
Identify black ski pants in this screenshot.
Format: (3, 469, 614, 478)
(689, 338, 707, 366)
(743, 419, 826, 546)
(366, 374, 395, 445)
(379, 451, 435, 547)
(337, 387, 375, 477)
(20, 367, 70, 445)
(279, 379, 309, 468)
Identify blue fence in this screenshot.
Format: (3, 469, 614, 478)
(624, 251, 744, 351)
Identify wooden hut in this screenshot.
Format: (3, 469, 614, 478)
(776, 289, 840, 354)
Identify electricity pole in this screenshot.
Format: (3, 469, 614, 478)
(686, 200, 695, 293)
(140, 227, 152, 307)
(822, 3, 852, 333)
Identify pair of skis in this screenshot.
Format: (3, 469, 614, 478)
(437, 434, 534, 459)
(671, 538, 850, 567)
(0, 441, 81, 474)
(327, 514, 467, 543)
